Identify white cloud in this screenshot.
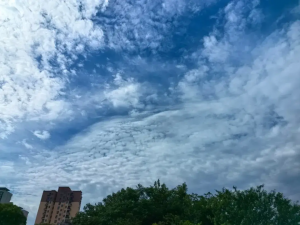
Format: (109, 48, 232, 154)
(0, 0, 107, 138)
(21, 140, 34, 150)
(101, 0, 217, 50)
(33, 130, 51, 140)
(104, 73, 143, 108)
(0, 0, 217, 139)
(2, 1, 300, 225)
(202, 35, 231, 63)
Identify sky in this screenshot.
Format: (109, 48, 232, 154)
(1, 0, 300, 224)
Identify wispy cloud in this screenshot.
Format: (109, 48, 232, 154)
(21, 140, 34, 150)
(33, 130, 51, 140)
(99, 0, 217, 51)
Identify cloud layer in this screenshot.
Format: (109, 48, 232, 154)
(1, 0, 300, 224)
(0, 0, 106, 138)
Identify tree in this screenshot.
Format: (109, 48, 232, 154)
(35, 223, 53, 225)
(200, 185, 300, 225)
(73, 180, 191, 225)
(35, 224, 52, 225)
(35, 222, 72, 225)
(72, 181, 300, 225)
(0, 203, 26, 225)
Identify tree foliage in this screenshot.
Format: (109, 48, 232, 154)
(35, 223, 53, 225)
(35, 222, 72, 225)
(0, 203, 26, 225)
(72, 180, 300, 225)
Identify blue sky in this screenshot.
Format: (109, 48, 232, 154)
(1, 0, 300, 224)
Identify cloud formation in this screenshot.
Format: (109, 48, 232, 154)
(1, 0, 300, 225)
(33, 130, 51, 140)
(0, 0, 106, 138)
(104, 73, 143, 108)
(99, 0, 217, 50)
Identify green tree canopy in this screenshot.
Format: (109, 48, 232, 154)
(72, 180, 300, 225)
(35, 224, 52, 225)
(0, 203, 26, 225)
(34, 223, 53, 225)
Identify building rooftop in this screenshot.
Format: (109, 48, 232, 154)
(0, 187, 10, 191)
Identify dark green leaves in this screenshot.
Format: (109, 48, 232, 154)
(0, 203, 26, 225)
(72, 181, 300, 225)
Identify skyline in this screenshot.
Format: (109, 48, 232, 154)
(1, 0, 300, 224)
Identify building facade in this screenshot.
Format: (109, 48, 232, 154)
(0, 187, 12, 203)
(20, 208, 29, 218)
(35, 187, 82, 225)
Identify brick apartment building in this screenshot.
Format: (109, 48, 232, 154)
(35, 187, 82, 225)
